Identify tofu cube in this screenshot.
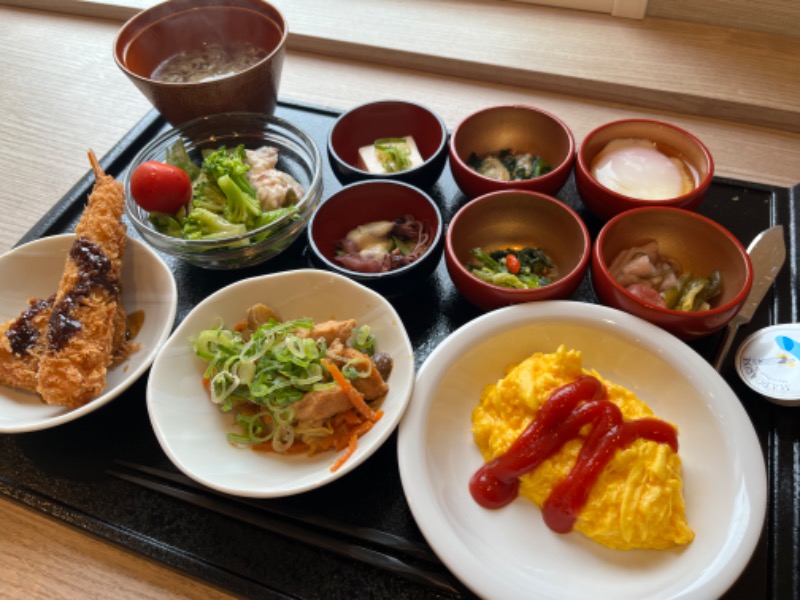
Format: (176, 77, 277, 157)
(357, 136, 424, 174)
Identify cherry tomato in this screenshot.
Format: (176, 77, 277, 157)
(505, 253, 521, 274)
(130, 160, 192, 213)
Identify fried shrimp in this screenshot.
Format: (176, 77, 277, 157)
(0, 296, 55, 392)
(0, 151, 133, 408)
(35, 151, 130, 407)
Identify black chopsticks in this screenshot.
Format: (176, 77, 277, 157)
(108, 460, 463, 596)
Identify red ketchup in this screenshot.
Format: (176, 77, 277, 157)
(469, 375, 678, 534)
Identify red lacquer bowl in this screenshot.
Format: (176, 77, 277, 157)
(445, 190, 590, 311)
(449, 104, 575, 199)
(591, 207, 752, 340)
(307, 180, 444, 295)
(327, 100, 448, 189)
(576, 119, 714, 221)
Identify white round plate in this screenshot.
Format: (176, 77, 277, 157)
(0, 233, 177, 433)
(398, 301, 766, 600)
(147, 269, 415, 498)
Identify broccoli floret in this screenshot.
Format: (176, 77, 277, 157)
(202, 145, 256, 196)
(251, 206, 296, 229)
(191, 174, 227, 213)
(216, 174, 262, 227)
(247, 207, 299, 245)
(183, 207, 247, 240)
(159, 144, 299, 243)
(149, 211, 185, 238)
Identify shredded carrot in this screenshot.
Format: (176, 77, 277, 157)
(321, 358, 379, 422)
(201, 377, 211, 391)
(331, 434, 358, 472)
(337, 411, 363, 426)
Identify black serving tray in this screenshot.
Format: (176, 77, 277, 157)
(2, 100, 798, 600)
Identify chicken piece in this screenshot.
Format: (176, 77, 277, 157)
(245, 146, 279, 173)
(294, 338, 390, 422)
(249, 169, 304, 210)
(245, 146, 304, 210)
(294, 387, 353, 421)
(298, 319, 357, 347)
(324, 340, 389, 401)
(341, 347, 389, 400)
(35, 151, 130, 408)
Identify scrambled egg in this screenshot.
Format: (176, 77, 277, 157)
(472, 345, 694, 550)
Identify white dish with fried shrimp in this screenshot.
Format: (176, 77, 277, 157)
(0, 234, 177, 432)
(146, 269, 414, 498)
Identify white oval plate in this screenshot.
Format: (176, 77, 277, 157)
(147, 269, 415, 498)
(398, 301, 766, 600)
(0, 233, 177, 433)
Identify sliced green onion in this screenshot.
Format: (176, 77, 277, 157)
(210, 370, 240, 405)
(234, 359, 256, 387)
(375, 138, 413, 173)
(193, 328, 239, 360)
(342, 356, 373, 379)
(271, 425, 295, 453)
(351, 325, 376, 355)
(228, 411, 272, 445)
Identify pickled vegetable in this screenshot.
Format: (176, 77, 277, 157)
(674, 271, 721, 312)
(609, 240, 722, 312)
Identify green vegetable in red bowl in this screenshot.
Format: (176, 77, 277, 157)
(467, 149, 551, 182)
(467, 246, 555, 289)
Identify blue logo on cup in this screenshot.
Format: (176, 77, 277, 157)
(775, 335, 800, 363)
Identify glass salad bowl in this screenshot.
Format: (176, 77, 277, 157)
(123, 111, 323, 269)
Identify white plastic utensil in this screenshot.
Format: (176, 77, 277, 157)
(712, 225, 786, 371)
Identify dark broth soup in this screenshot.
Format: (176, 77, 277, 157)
(151, 41, 267, 83)
(119, 6, 284, 82)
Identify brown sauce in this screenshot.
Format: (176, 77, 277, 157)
(126, 310, 145, 341)
(5, 295, 55, 356)
(46, 237, 120, 352)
